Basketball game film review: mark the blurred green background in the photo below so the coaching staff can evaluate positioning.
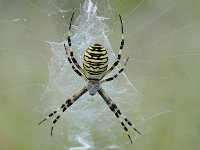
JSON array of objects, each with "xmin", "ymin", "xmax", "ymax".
[{"xmin": 0, "ymin": 0, "xmax": 200, "ymax": 149}]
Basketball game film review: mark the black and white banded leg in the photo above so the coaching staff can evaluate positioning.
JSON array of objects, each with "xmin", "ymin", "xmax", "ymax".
[
  {"xmin": 67, "ymin": 12, "xmax": 85, "ymax": 74},
  {"xmin": 101, "ymin": 57, "xmax": 129, "ymax": 84},
  {"xmin": 64, "ymin": 43, "xmax": 87, "ymax": 81},
  {"xmin": 105, "ymin": 15, "xmax": 124, "ymax": 76},
  {"xmin": 98, "ymin": 88, "xmax": 140, "ymax": 144},
  {"xmin": 39, "ymin": 87, "xmax": 88, "ymax": 136}
]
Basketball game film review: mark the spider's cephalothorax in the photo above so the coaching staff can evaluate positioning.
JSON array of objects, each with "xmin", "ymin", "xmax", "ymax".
[
  {"xmin": 39, "ymin": 12, "xmax": 140, "ymax": 144},
  {"xmin": 86, "ymin": 80, "xmax": 100, "ymax": 96}
]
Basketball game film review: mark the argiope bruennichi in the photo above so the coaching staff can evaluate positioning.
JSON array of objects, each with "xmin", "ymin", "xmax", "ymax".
[{"xmin": 39, "ymin": 13, "xmax": 140, "ymax": 144}]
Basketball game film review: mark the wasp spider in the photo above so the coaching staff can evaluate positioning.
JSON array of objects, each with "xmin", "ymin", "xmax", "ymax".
[{"xmin": 39, "ymin": 13, "xmax": 140, "ymax": 144}]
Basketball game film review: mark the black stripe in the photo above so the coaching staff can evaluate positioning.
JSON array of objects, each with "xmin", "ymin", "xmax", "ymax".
[
  {"xmin": 120, "ymin": 40, "xmax": 124, "ymax": 49},
  {"xmin": 117, "ymin": 55, "xmax": 121, "ymax": 60},
  {"xmin": 69, "ymin": 12, "xmax": 74, "ymax": 30},
  {"xmin": 85, "ymin": 61, "xmax": 106, "ymax": 66},
  {"xmin": 119, "ymin": 14, "xmax": 123, "ymax": 34},
  {"xmin": 84, "ymin": 70, "xmax": 107, "ymax": 74},
  {"xmin": 119, "ymin": 68, "xmax": 124, "ymax": 73},
  {"xmin": 88, "ymin": 48, "xmax": 105, "ymax": 52},
  {"xmin": 89, "ymin": 53, "xmax": 106, "ymax": 58},
  {"xmin": 92, "ymin": 43, "xmax": 102, "ymax": 47},
  {"xmin": 84, "ymin": 55, "xmax": 108, "ymax": 61},
  {"xmin": 85, "ymin": 71, "xmax": 101, "ymax": 75},
  {"xmin": 87, "ymin": 78, "xmax": 100, "ymax": 81},
  {"xmin": 106, "ymin": 77, "xmax": 113, "ymax": 81},
  {"xmin": 62, "ymin": 107, "xmax": 66, "ymax": 112},
  {"xmin": 83, "ymin": 65, "xmax": 107, "ymax": 72},
  {"xmin": 71, "ymin": 57, "xmax": 77, "ymax": 63},
  {"xmin": 114, "ymin": 61, "xmax": 119, "ymax": 66},
  {"xmin": 68, "ymin": 57, "xmax": 72, "ymax": 63},
  {"xmin": 86, "ymin": 52, "xmax": 107, "ymax": 58},
  {"xmin": 83, "ymin": 63, "xmax": 108, "ymax": 69},
  {"xmin": 75, "ymin": 70, "xmax": 82, "ymax": 76}
]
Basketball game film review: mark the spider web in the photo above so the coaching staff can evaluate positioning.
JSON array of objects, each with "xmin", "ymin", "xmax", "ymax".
[
  {"xmin": 0, "ymin": 0, "xmax": 200, "ymax": 150},
  {"xmin": 40, "ymin": 0, "xmax": 142, "ymax": 148}
]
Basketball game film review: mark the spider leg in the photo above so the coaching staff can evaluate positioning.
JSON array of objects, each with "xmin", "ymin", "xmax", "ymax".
[
  {"xmin": 50, "ymin": 99, "xmax": 73, "ymax": 136},
  {"xmin": 64, "ymin": 43, "xmax": 87, "ymax": 81},
  {"xmin": 38, "ymin": 104, "xmax": 65, "ymax": 125},
  {"xmin": 101, "ymin": 57, "xmax": 129, "ymax": 84},
  {"xmin": 98, "ymin": 88, "xmax": 140, "ymax": 144},
  {"xmin": 67, "ymin": 12, "xmax": 85, "ymax": 75},
  {"xmin": 105, "ymin": 15, "xmax": 124, "ymax": 76},
  {"xmin": 50, "ymin": 87, "xmax": 88, "ymax": 136},
  {"xmin": 39, "ymin": 87, "xmax": 88, "ymax": 136}
]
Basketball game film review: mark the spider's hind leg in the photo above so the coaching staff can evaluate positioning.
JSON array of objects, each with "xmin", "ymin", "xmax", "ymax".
[
  {"xmin": 39, "ymin": 87, "xmax": 88, "ymax": 136},
  {"xmin": 38, "ymin": 103, "xmax": 66, "ymax": 125},
  {"xmin": 50, "ymin": 99, "xmax": 73, "ymax": 136},
  {"xmin": 98, "ymin": 88, "xmax": 140, "ymax": 144}
]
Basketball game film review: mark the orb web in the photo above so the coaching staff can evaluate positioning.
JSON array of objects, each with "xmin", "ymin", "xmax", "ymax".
[
  {"xmin": 1, "ymin": 0, "xmax": 200, "ymax": 149},
  {"xmin": 40, "ymin": 0, "xmax": 142, "ymax": 148}
]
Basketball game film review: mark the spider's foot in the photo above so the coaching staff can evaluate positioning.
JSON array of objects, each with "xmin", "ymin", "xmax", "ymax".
[
  {"xmin": 38, "ymin": 118, "xmax": 47, "ymax": 125},
  {"xmin": 128, "ymin": 134, "xmax": 133, "ymax": 144},
  {"xmin": 134, "ymin": 127, "xmax": 141, "ymax": 135},
  {"xmin": 51, "ymin": 126, "xmax": 54, "ymax": 136}
]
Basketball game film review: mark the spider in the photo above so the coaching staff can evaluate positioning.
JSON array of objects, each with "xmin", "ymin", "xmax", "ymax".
[{"xmin": 39, "ymin": 13, "xmax": 140, "ymax": 144}]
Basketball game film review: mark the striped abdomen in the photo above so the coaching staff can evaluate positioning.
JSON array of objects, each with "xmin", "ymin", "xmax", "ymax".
[{"xmin": 83, "ymin": 44, "xmax": 108, "ymax": 80}]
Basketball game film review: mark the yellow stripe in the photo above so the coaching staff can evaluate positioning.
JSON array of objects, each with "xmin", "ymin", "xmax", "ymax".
[
  {"xmin": 99, "ymin": 54, "xmax": 108, "ymax": 59},
  {"xmin": 87, "ymin": 49, "xmax": 107, "ymax": 54},
  {"xmin": 84, "ymin": 52, "xmax": 92, "ymax": 58},
  {"xmin": 83, "ymin": 61, "xmax": 108, "ymax": 69},
  {"xmin": 84, "ymin": 56, "xmax": 108, "ymax": 63}
]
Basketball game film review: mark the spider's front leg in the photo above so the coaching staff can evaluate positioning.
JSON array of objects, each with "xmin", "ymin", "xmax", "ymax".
[
  {"xmin": 66, "ymin": 12, "xmax": 85, "ymax": 75},
  {"xmin": 64, "ymin": 43, "xmax": 87, "ymax": 81},
  {"xmin": 98, "ymin": 88, "xmax": 140, "ymax": 144},
  {"xmin": 39, "ymin": 87, "xmax": 88, "ymax": 136},
  {"xmin": 105, "ymin": 15, "xmax": 125, "ymax": 76}
]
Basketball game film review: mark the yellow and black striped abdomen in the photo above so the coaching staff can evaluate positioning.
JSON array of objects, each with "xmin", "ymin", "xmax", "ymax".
[{"xmin": 83, "ymin": 44, "xmax": 108, "ymax": 80}]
